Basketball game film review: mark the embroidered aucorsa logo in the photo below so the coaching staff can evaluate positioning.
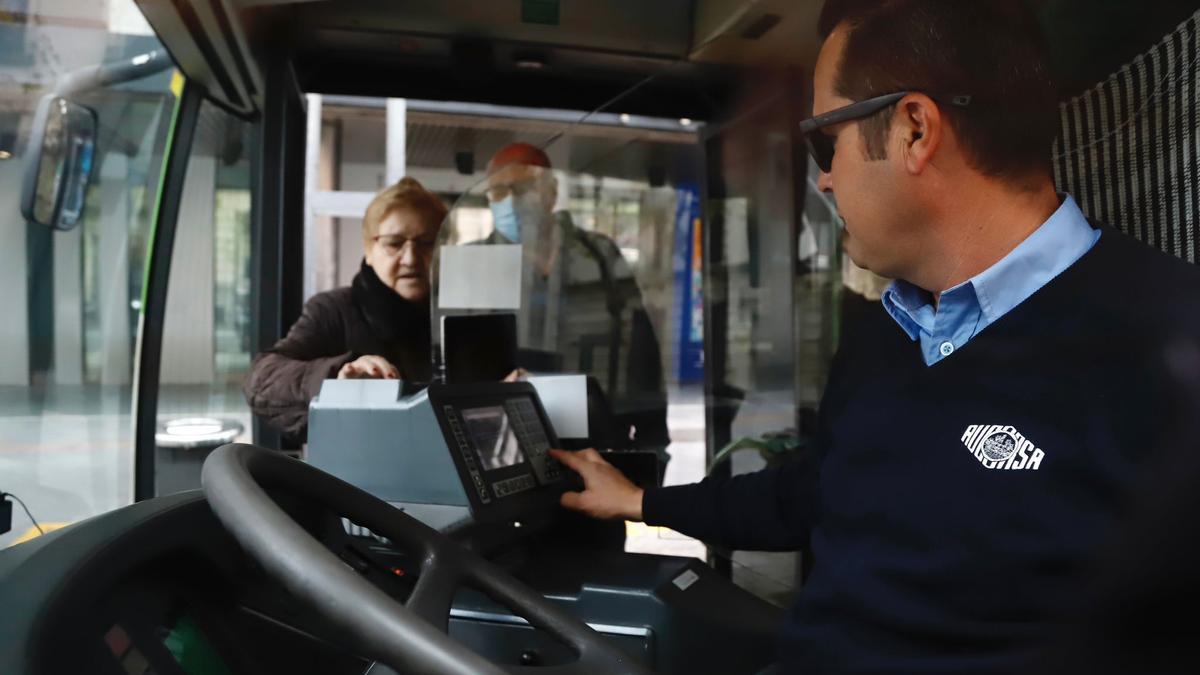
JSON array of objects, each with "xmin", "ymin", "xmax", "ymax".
[{"xmin": 960, "ymin": 425, "xmax": 1045, "ymax": 471}]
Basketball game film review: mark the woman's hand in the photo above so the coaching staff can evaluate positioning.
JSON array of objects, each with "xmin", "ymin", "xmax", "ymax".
[
  {"xmin": 503, "ymin": 367, "xmax": 530, "ymax": 383},
  {"xmin": 337, "ymin": 355, "xmax": 400, "ymax": 380}
]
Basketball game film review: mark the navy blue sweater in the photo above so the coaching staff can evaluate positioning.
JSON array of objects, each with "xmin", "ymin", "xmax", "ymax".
[{"xmin": 644, "ymin": 226, "xmax": 1200, "ymax": 673}]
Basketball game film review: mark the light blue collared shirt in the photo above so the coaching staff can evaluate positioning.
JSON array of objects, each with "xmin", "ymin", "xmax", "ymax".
[{"xmin": 881, "ymin": 195, "xmax": 1101, "ymax": 366}]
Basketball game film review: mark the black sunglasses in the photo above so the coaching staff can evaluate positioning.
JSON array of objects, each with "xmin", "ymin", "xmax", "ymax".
[{"xmin": 800, "ymin": 92, "xmax": 972, "ymax": 173}]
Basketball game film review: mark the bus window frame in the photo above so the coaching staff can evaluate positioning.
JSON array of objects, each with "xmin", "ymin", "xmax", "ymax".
[
  {"xmin": 246, "ymin": 59, "xmax": 308, "ymax": 453},
  {"xmin": 133, "ymin": 81, "xmax": 205, "ymax": 501}
]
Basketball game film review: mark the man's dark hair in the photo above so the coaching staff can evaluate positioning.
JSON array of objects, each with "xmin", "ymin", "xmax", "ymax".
[{"xmin": 818, "ymin": 0, "xmax": 1059, "ymax": 190}]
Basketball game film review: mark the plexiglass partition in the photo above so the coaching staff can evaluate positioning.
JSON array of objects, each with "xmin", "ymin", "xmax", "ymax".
[{"xmin": 431, "ymin": 163, "xmax": 674, "ymax": 456}]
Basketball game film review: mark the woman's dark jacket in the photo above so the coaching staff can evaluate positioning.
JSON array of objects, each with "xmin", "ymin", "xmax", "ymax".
[{"xmin": 243, "ymin": 261, "xmax": 431, "ymax": 442}]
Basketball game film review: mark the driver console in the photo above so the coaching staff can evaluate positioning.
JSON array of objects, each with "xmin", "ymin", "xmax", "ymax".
[{"xmin": 306, "ymin": 379, "xmax": 782, "ymax": 674}]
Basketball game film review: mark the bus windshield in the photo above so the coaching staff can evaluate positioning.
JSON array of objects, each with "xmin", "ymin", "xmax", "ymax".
[{"xmin": 0, "ymin": 1, "xmax": 180, "ymax": 547}]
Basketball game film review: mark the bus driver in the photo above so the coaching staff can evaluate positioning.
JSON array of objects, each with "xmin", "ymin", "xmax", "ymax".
[{"xmin": 550, "ymin": 1, "xmax": 1200, "ymax": 672}]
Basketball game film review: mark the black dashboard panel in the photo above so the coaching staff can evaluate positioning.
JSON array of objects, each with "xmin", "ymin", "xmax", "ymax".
[
  {"xmin": 95, "ymin": 557, "xmax": 370, "ymax": 675},
  {"xmin": 0, "ymin": 492, "xmax": 371, "ymax": 675}
]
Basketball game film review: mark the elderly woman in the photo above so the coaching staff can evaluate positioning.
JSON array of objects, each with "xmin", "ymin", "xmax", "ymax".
[{"xmin": 243, "ymin": 177, "xmax": 446, "ymax": 442}]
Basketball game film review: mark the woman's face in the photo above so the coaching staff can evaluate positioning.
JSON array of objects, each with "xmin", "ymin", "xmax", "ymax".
[{"xmin": 365, "ymin": 207, "xmax": 438, "ymax": 301}]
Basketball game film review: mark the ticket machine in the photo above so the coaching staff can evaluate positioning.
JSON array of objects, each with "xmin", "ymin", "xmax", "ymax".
[{"xmin": 307, "ymin": 380, "xmax": 567, "ymax": 530}]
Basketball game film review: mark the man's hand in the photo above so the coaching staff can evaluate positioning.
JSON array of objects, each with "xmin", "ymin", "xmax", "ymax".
[
  {"xmin": 337, "ymin": 355, "xmax": 399, "ymax": 380},
  {"xmin": 548, "ymin": 448, "xmax": 644, "ymax": 521}
]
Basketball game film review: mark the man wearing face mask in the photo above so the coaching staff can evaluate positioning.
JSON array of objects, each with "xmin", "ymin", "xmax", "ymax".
[
  {"xmin": 486, "ymin": 145, "xmax": 553, "ymax": 247},
  {"xmin": 244, "ymin": 177, "xmax": 445, "ymax": 443},
  {"xmin": 483, "ymin": 142, "xmax": 670, "ymax": 457}
]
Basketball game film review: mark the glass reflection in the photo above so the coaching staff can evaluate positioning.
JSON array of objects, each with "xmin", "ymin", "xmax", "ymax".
[{"xmin": 434, "ymin": 148, "xmax": 671, "ymax": 456}]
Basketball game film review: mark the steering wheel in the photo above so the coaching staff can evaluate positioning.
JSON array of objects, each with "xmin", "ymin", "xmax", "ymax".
[{"xmin": 202, "ymin": 443, "xmax": 653, "ymax": 675}]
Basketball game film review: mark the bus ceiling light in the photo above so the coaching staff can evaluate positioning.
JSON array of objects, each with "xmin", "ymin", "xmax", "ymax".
[
  {"xmin": 620, "ymin": 113, "xmax": 632, "ymax": 124},
  {"xmin": 0, "ymin": 150, "xmax": 11, "ymax": 160},
  {"xmin": 679, "ymin": 117, "xmax": 693, "ymax": 127}
]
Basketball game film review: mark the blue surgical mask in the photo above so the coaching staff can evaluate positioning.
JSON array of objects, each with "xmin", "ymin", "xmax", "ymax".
[{"xmin": 490, "ymin": 196, "xmax": 521, "ymax": 243}]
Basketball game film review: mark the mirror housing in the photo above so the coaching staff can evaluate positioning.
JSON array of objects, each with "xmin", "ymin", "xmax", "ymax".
[{"xmin": 20, "ymin": 95, "xmax": 99, "ymax": 232}]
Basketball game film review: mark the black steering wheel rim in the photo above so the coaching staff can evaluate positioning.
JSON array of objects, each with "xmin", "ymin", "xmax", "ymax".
[{"xmin": 201, "ymin": 443, "xmax": 652, "ymax": 675}]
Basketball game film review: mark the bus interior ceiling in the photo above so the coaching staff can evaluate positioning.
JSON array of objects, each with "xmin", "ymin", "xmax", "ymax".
[{"xmin": 142, "ymin": 0, "xmax": 1200, "ymax": 127}]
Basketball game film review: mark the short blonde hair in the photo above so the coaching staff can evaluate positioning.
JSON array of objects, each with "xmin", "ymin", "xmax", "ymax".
[{"xmin": 362, "ymin": 177, "xmax": 448, "ymax": 245}]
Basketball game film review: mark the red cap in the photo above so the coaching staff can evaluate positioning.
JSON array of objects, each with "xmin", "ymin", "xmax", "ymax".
[{"xmin": 488, "ymin": 142, "xmax": 552, "ymax": 174}]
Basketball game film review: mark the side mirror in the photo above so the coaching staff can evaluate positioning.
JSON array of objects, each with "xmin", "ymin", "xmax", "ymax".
[{"xmin": 20, "ymin": 95, "xmax": 98, "ymax": 232}]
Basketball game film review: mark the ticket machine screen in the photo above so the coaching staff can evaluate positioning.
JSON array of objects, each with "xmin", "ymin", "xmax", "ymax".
[
  {"xmin": 433, "ymin": 385, "xmax": 565, "ymax": 511},
  {"xmin": 461, "ymin": 406, "xmax": 524, "ymax": 470}
]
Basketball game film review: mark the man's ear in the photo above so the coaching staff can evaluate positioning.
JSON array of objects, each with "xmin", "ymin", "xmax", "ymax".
[{"xmin": 898, "ymin": 94, "xmax": 942, "ymax": 175}]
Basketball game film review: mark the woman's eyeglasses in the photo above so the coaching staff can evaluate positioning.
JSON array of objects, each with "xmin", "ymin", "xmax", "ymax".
[
  {"xmin": 373, "ymin": 235, "xmax": 436, "ymax": 256},
  {"xmin": 799, "ymin": 92, "xmax": 972, "ymax": 173}
]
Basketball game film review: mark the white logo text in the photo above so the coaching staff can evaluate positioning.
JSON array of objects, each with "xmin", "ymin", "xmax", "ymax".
[{"xmin": 960, "ymin": 425, "xmax": 1045, "ymax": 471}]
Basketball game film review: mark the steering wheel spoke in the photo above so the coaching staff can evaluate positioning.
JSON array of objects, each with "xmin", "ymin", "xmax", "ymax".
[{"xmin": 406, "ymin": 554, "xmax": 462, "ymax": 631}]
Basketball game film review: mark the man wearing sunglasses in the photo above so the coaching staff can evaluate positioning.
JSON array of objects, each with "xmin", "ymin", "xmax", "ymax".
[{"xmin": 552, "ymin": 0, "xmax": 1200, "ymax": 673}]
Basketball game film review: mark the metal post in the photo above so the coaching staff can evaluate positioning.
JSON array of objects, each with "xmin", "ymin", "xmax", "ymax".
[
  {"xmin": 303, "ymin": 93, "xmax": 322, "ymax": 302},
  {"xmin": 250, "ymin": 59, "xmax": 307, "ymax": 451},
  {"xmin": 386, "ymin": 98, "xmax": 407, "ymax": 186}
]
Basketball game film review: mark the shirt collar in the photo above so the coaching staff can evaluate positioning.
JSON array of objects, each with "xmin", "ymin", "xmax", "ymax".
[
  {"xmin": 881, "ymin": 194, "xmax": 1098, "ymax": 338},
  {"xmin": 969, "ymin": 194, "xmax": 1097, "ymax": 324},
  {"xmin": 882, "ymin": 280, "xmax": 932, "ymax": 340}
]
